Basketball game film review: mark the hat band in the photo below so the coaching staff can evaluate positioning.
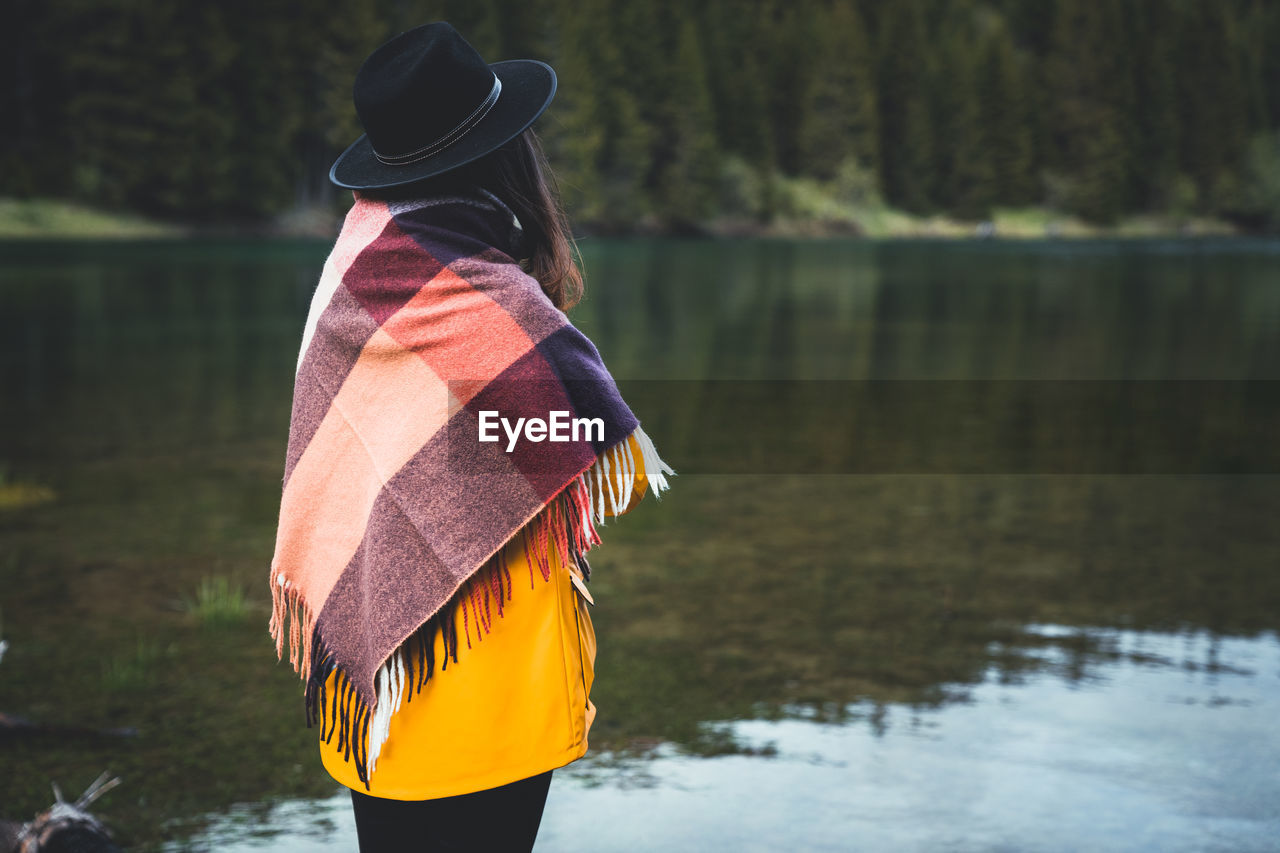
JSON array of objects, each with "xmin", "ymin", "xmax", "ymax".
[{"xmin": 373, "ymin": 75, "xmax": 503, "ymax": 167}]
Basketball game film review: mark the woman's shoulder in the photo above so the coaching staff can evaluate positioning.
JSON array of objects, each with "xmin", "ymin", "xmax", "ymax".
[{"xmin": 377, "ymin": 187, "xmax": 526, "ymax": 264}]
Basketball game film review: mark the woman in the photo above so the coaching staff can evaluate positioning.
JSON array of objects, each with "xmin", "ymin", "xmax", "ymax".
[{"xmin": 266, "ymin": 22, "xmax": 672, "ymax": 852}]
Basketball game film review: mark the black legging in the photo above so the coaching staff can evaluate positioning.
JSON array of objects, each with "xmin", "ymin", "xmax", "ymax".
[{"xmin": 349, "ymin": 770, "xmax": 554, "ymax": 852}]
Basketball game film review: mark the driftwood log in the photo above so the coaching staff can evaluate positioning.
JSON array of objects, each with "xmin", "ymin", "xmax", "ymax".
[
  {"xmin": 1, "ymin": 773, "xmax": 123, "ymax": 853},
  {"xmin": 1, "ymin": 642, "xmax": 126, "ymax": 851}
]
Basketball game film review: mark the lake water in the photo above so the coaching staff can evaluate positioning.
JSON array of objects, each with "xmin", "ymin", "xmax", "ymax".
[{"xmin": 1, "ymin": 236, "xmax": 1277, "ymax": 851}]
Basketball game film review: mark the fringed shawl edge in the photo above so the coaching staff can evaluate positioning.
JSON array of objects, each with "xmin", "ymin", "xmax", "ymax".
[{"xmin": 268, "ymin": 423, "xmax": 673, "ymax": 788}]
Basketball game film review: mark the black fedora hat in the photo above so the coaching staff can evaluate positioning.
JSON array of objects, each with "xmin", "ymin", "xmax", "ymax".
[{"xmin": 329, "ymin": 22, "xmax": 556, "ymax": 190}]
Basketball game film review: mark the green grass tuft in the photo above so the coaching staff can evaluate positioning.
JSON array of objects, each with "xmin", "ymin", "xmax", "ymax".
[{"xmin": 180, "ymin": 575, "xmax": 250, "ymax": 627}]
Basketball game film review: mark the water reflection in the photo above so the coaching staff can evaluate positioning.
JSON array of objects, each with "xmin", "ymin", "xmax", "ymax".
[
  {"xmin": 572, "ymin": 238, "xmax": 1280, "ymax": 381},
  {"xmin": 173, "ymin": 625, "xmax": 1280, "ymax": 852},
  {"xmin": 0, "ymin": 237, "xmax": 1276, "ymax": 849}
]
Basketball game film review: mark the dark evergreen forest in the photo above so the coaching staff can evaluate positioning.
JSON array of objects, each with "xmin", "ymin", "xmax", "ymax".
[{"xmin": 4, "ymin": 0, "xmax": 1278, "ymax": 231}]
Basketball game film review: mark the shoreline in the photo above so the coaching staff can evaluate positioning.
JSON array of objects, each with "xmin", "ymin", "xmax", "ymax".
[{"xmin": 0, "ymin": 196, "xmax": 1260, "ymax": 242}]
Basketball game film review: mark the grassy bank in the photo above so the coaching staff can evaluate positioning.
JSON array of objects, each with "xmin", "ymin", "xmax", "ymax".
[
  {"xmin": 704, "ymin": 204, "xmax": 1239, "ymax": 239},
  {"xmin": 0, "ymin": 194, "xmax": 1247, "ymax": 241},
  {"xmin": 698, "ymin": 165, "xmax": 1244, "ymax": 239},
  {"xmin": 0, "ymin": 198, "xmax": 185, "ymax": 239}
]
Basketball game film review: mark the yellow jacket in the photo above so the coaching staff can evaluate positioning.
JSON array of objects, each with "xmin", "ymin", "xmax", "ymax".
[{"xmin": 319, "ymin": 432, "xmax": 650, "ymax": 799}]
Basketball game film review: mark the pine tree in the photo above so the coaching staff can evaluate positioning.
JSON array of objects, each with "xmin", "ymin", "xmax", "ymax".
[
  {"xmin": 762, "ymin": 0, "xmax": 817, "ymax": 176},
  {"xmin": 652, "ymin": 15, "xmax": 720, "ymax": 228},
  {"xmin": 5, "ymin": 0, "xmax": 1277, "ymax": 228},
  {"xmin": 1042, "ymin": 0, "xmax": 1130, "ymax": 223},
  {"xmin": 797, "ymin": 0, "xmax": 879, "ymax": 182},
  {"xmin": 1176, "ymin": 0, "xmax": 1253, "ymax": 213},
  {"xmin": 300, "ymin": 0, "xmax": 389, "ymax": 210},
  {"xmin": 437, "ymin": 0, "xmax": 503, "ymax": 58},
  {"xmin": 542, "ymin": 0, "xmax": 608, "ymax": 222},
  {"xmin": 702, "ymin": 0, "xmax": 773, "ymax": 168},
  {"xmin": 1124, "ymin": 0, "xmax": 1179, "ymax": 212},
  {"xmin": 932, "ymin": 3, "xmax": 994, "ymax": 220},
  {"xmin": 1264, "ymin": 0, "xmax": 1280, "ymax": 130},
  {"xmin": 540, "ymin": 0, "xmax": 652, "ymax": 229},
  {"xmin": 592, "ymin": 0, "xmax": 654, "ymax": 227},
  {"xmin": 218, "ymin": 0, "xmax": 309, "ymax": 217},
  {"xmin": 875, "ymin": 0, "xmax": 936, "ymax": 214},
  {"xmin": 1, "ymin": 0, "xmax": 73, "ymax": 196},
  {"xmin": 700, "ymin": 0, "xmax": 775, "ymax": 220},
  {"xmin": 977, "ymin": 17, "xmax": 1035, "ymax": 206}
]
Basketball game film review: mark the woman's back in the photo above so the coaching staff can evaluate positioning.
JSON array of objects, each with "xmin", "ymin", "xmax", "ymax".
[{"xmin": 269, "ymin": 22, "xmax": 672, "ymax": 850}]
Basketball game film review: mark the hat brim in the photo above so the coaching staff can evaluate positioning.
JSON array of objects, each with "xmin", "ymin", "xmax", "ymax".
[{"xmin": 329, "ymin": 59, "xmax": 556, "ymax": 190}]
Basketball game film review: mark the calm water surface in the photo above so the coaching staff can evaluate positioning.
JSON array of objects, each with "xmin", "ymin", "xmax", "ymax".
[{"xmin": 0, "ymin": 237, "xmax": 1277, "ymax": 851}]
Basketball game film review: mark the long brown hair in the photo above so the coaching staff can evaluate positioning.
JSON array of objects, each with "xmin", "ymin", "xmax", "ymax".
[{"xmin": 359, "ymin": 128, "xmax": 584, "ymax": 311}]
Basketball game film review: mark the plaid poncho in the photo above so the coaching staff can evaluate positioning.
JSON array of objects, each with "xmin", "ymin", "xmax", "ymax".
[{"xmin": 268, "ymin": 188, "xmax": 672, "ymax": 787}]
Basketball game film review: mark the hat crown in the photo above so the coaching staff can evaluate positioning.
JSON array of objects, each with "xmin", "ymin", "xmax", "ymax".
[{"xmin": 353, "ymin": 22, "xmax": 498, "ymax": 161}]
